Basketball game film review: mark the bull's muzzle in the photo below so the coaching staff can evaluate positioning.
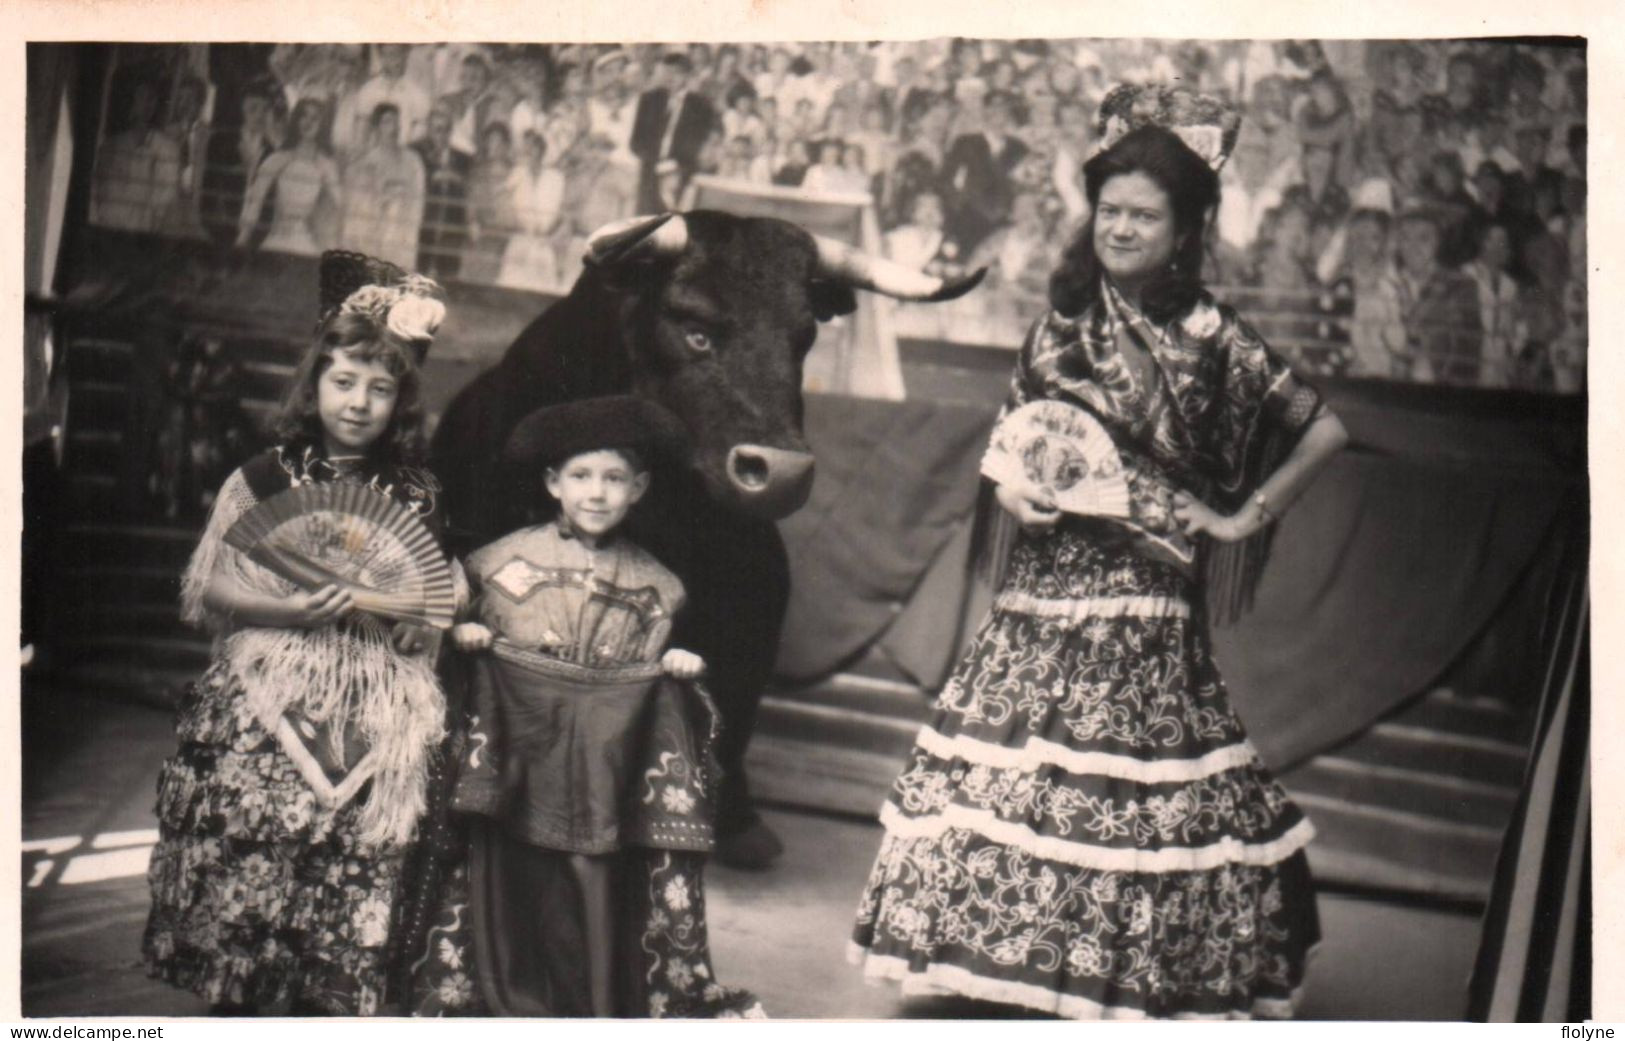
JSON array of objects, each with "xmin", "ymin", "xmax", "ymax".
[{"xmin": 726, "ymin": 444, "xmax": 816, "ymax": 518}]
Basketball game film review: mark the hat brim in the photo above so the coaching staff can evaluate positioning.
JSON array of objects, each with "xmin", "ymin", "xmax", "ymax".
[{"xmin": 503, "ymin": 396, "xmax": 691, "ymax": 470}]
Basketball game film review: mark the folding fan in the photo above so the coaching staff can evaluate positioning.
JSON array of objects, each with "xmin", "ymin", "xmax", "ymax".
[
  {"xmin": 980, "ymin": 401, "xmax": 1132, "ymax": 519},
  {"xmin": 224, "ymin": 482, "xmax": 457, "ymax": 630}
]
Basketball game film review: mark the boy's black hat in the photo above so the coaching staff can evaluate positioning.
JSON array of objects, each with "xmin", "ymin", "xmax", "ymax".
[{"xmin": 504, "ymin": 395, "xmax": 690, "ymax": 470}]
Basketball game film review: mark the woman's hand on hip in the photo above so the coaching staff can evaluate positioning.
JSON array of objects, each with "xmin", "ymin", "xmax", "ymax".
[
  {"xmin": 995, "ymin": 481, "xmax": 1061, "ymax": 533},
  {"xmin": 1172, "ymin": 492, "xmax": 1252, "ymax": 543}
]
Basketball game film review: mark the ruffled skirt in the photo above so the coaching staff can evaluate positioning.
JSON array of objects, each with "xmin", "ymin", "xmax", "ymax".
[{"xmin": 850, "ymin": 527, "xmax": 1320, "ymax": 1019}]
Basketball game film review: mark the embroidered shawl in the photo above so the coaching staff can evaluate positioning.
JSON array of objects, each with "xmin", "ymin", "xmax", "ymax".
[{"xmin": 999, "ymin": 284, "xmax": 1324, "ymax": 619}]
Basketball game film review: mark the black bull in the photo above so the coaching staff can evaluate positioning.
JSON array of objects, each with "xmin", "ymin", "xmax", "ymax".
[{"xmin": 430, "ymin": 210, "xmax": 982, "ymax": 839}]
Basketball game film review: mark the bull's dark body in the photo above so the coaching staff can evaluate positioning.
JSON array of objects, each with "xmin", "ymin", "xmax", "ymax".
[{"xmin": 431, "ymin": 212, "xmax": 838, "ymax": 831}]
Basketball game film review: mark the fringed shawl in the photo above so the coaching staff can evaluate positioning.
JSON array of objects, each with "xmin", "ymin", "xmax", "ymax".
[
  {"xmin": 982, "ymin": 283, "xmax": 1324, "ymax": 624},
  {"xmin": 180, "ymin": 447, "xmax": 452, "ymax": 850}
]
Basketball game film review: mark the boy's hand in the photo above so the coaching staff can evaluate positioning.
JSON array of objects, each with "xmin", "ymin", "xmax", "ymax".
[
  {"xmin": 661, "ymin": 648, "xmax": 706, "ymax": 680},
  {"xmin": 452, "ymin": 622, "xmax": 494, "ymax": 653}
]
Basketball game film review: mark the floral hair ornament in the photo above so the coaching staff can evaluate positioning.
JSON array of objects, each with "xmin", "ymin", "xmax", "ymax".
[
  {"xmin": 1091, "ymin": 83, "xmax": 1243, "ymax": 172},
  {"xmin": 317, "ymin": 250, "xmax": 447, "ymax": 363}
]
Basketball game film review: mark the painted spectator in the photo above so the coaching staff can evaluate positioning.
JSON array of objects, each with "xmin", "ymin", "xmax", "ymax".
[
  {"xmin": 939, "ymin": 89, "xmax": 1028, "ymax": 251},
  {"xmin": 1419, "ymin": 150, "xmax": 1482, "ymax": 266},
  {"xmin": 1422, "ymin": 50, "xmax": 1488, "ymax": 144},
  {"xmin": 1517, "ymin": 230, "xmax": 1571, "ymax": 388},
  {"xmin": 1295, "ymin": 69, "xmax": 1358, "ymax": 188},
  {"xmin": 717, "ymin": 135, "xmax": 772, "ymax": 184},
  {"xmin": 203, "ymin": 82, "xmax": 278, "ymax": 246},
  {"xmin": 1216, "ymin": 138, "xmax": 1288, "ymax": 278},
  {"xmin": 968, "ymin": 190, "xmax": 1051, "ymax": 298},
  {"xmin": 882, "ymin": 149, "xmax": 940, "ymax": 229},
  {"xmin": 340, "ymin": 102, "xmax": 427, "ymax": 269},
  {"xmin": 236, "ymin": 96, "xmax": 342, "ymax": 256},
  {"xmin": 722, "ymin": 87, "xmax": 767, "ymax": 148},
  {"xmin": 412, "ymin": 103, "xmax": 474, "ymax": 280},
  {"xmin": 1548, "ymin": 275, "xmax": 1586, "ymax": 393},
  {"xmin": 630, "ymin": 52, "xmax": 719, "ymax": 208},
  {"xmin": 949, "ymin": 41, "xmax": 988, "ymax": 106},
  {"xmin": 439, "ymin": 52, "xmax": 499, "ymax": 156},
  {"xmin": 772, "ymin": 139, "xmax": 811, "ymax": 188},
  {"xmin": 1254, "ymin": 200, "xmax": 1316, "ymax": 294},
  {"xmin": 753, "ymin": 48, "xmax": 796, "ymax": 114},
  {"xmin": 1283, "ymin": 143, "xmax": 1350, "ymax": 269},
  {"xmin": 1368, "ymin": 45, "xmax": 1427, "ymax": 175},
  {"xmin": 1232, "ymin": 76, "xmax": 1300, "ymax": 187},
  {"xmin": 585, "ymin": 60, "xmax": 639, "ymax": 164},
  {"xmin": 1463, "ymin": 221, "xmax": 1526, "ymax": 388},
  {"xmin": 850, "ymin": 102, "xmax": 895, "ymax": 183},
  {"xmin": 1506, "ymin": 125, "xmax": 1559, "ymax": 218},
  {"xmin": 1329, "ymin": 209, "xmax": 1408, "ymax": 379},
  {"xmin": 801, "ymin": 139, "xmax": 853, "ymax": 194},
  {"xmin": 884, "ymin": 189, "xmax": 950, "ymax": 273},
  {"xmin": 161, "ymin": 74, "xmax": 212, "ymax": 238},
  {"xmin": 92, "ymin": 76, "xmax": 182, "ymax": 233},
  {"xmin": 465, "ymin": 121, "xmax": 519, "ymax": 284},
  {"xmin": 498, "ymin": 128, "xmax": 567, "ymax": 292},
  {"xmin": 351, "ymin": 44, "xmax": 430, "ymax": 151},
  {"xmin": 1393, "ymin": 208, "xmax": 1482, "ymax": 383}
]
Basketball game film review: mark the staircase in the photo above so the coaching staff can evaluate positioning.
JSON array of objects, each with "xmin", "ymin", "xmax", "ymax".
[{"xmin": 40, "ymin": 328, "xmax": 296, "ymax": 704}]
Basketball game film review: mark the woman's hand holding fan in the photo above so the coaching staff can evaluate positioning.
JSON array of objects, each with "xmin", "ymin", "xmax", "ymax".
[{"xmin": 982, "ymin": 402, "xmax": 1132, "ymax": 524}]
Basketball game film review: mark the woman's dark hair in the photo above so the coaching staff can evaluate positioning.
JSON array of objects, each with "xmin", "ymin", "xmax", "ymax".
[
  {"xmin": 273, "ymin": 311, "xmax": 427, "ymax": 468},
  {"xmin": 1047, "ymin": 125, "xmax": 1219, "ymax": 322},
  {"xmin": 285, "ymin": 97, "xmax": 332, "ymax": 154},
  {"xmin": 369, "ymin": 102, "xmax": 401, "ymax": 129},
  {"xmin": 480, "ymin": 119, "xmax": 513, "ymax": 154}
]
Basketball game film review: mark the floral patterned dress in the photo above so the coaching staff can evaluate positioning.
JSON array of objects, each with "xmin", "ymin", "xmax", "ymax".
[
  {"xmin": 143, "ymin": 447, "xmax": 450, "ymax": 1014},
  {"xmin": 850, "ymin": 285, "xmax": 1325, "ymax": 1019},
  {"xmin": 400, "ymin": 523, "xmax": 763, "ymax": 1019}
]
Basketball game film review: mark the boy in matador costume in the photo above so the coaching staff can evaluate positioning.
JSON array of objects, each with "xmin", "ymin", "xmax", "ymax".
[{"xmin": 401, "ymin": 395, "xmax": 762, "ymax": 1019}]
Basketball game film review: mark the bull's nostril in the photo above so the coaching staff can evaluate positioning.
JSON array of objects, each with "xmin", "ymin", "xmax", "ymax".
[{"xmin": 731, "ymin": 452, "xmax": 770, "ymax": 490}]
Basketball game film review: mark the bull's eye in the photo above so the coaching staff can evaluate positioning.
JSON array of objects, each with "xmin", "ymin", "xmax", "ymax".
[{"xmin": 684, "ymin": 330, "xmax": 713, "ymax": 354}]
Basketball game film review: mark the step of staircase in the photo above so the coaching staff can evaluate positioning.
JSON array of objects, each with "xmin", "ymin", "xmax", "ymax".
[
  {"xmin": 58, "ymin": 525, "xmax": 199, "ymax": 571},
  {"xmin": 54, "ymin": 636, "xmax": 210, "ymax": 675},
  {"xmin": 66, "ymin": 603, "xmax": 192, "ymax": 642}
]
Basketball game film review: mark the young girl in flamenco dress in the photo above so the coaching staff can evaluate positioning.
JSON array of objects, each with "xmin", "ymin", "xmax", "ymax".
[{"xmin": 143, "ymin": 252, "xmax": 456, "ymax": 1015}]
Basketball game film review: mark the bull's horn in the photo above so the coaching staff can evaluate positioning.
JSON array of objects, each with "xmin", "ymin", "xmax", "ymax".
[
  {"xmin": 812, "ymin": 234, "xmax": 987, "ymax": 302},
  {"xmin": 584, "ymin": 213, "xmax": 690, "ymax": 266}
]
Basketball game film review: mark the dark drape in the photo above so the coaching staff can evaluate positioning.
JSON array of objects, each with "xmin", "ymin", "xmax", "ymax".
[
  {"xmin": 1468, "ymin": 522, "xmax": 1589, "ymax": 1021},
  {"xmin": 773, "ymin": 384, "xmax": 1583, "ymax": 769}
]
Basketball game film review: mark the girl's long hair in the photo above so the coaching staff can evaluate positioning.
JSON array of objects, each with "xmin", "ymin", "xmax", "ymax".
[
  {"xmin": 273, "ymin": 310, "xmax": 427, "ymax": 470},
  {"xmin": 1047, "ymin": 125, "xmax": 1221, "ymax": 323}
]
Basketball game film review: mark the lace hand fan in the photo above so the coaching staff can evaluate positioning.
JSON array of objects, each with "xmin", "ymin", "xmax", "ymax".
[
  {"xmin": 980, "ymin": 401, "xmax": 1131, "ymax": 519},
  {"xmin": 224, "ymin": 482, "xmax": 456, "ymax": 630}
]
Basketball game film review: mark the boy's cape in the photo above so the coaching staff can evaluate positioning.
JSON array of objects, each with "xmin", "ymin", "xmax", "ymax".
[{"xmin": 450, "ymin": 642, "xmax": 720, "ymax": 855}]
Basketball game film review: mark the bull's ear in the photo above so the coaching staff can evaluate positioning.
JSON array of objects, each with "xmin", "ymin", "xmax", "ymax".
[{"xmin": 809, "ymin": 280, "xmax": 858, "ymax": 321}]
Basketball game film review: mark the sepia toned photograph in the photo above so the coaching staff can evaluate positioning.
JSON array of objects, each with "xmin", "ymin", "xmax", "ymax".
[{"xmin": 18, "ymin": 25, "xmax": 1589, "ymax": 1023}]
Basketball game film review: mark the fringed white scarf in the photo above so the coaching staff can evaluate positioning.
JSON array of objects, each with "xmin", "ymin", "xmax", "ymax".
[{"xmin": 182, "ymin": 467, "xmax": 446, "ymax": 850}]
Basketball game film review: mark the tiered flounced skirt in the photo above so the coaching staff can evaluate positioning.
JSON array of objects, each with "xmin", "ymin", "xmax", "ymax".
[{"xmin": 850, "ymin": 526, "xmax": 1321, "ymax": 1019}]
